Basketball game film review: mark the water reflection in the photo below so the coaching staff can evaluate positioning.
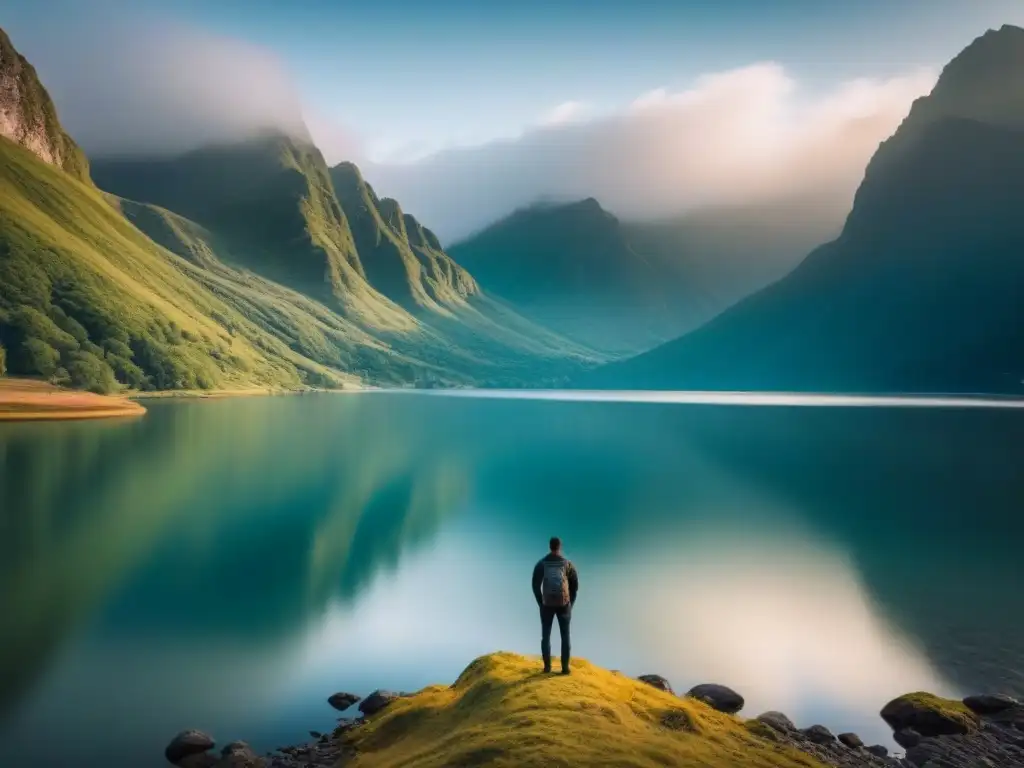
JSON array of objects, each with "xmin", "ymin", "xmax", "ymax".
[{"xmin": 1, "ymin": 393, "xmax": 1023, "ymax": 766}]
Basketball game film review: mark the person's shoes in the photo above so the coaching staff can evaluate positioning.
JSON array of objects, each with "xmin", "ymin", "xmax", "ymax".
[
  {"xmin": 543, "ymin": 666, "xmax": 552, "ymax": 674},
  {"xmin": 560, "ymin": 668, "xmax": 571, "ymax": 675}
]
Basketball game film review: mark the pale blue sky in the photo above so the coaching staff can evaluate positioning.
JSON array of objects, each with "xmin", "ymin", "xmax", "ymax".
[{"xmin": 5, "ymin": 0, "xmax": 1024, "ymax": 162}]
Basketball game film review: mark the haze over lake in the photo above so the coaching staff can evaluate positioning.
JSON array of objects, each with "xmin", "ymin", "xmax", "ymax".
[{"xmin": 2, "ymin": 392, "xmax": 1023, "ymax": 766}]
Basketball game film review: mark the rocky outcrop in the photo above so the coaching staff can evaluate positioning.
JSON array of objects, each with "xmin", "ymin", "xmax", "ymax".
[
  {"xmin": 894, "ymin": 728, "xmax": 922, "ymax": 749},
  {"xmin": 881, "ymin": 692, "xmax": 1024, "ymax": 767},
  {"xmin": 636, "ymin": 674, "xmax": 673, "ymax": 694},
  {"xmin": 327, "ymin": 692, "xmax": 361, "ymax": 711},
  {"xmin": 963, "ymin": 694, "xmax": 1020, "ymax": 715},
  {"xmin": 356, "ymin": 689, "xmax": 400, "ymax": 716},
  {"xmin": 163, "ymin": 662, "xmax": 1024, "ymax": 768},
  {"xmin": 881, "ymin": 692, "xmax": 980, "ymax": 737},
  {"xmin": 217, "ymin": 741, "xmax": 264, "ymax": 767},
  {"xmin": 801, "ymin": 724, "xmax": 836, "ymax": 745},
  {"xmin": 837, "ymin": 732, "xmax": 864, "ymax": 749},
  {"xmin": 757, "ymin": 711, "xmax": 797, "ymax": 733},
  {"xmin": 754, "ymin": 722, "xmax": 896, "ymax": 768},
  {"xmin": 0, "ymin": 27, "xmax": 89, "ymax": 180},
  {"xmin": 685, "ymin": 683, "xmax": 745, "ymax": 714},
  {"xmin": 165, "ymin": 731, "xmax": 216, "ymax": 765}
]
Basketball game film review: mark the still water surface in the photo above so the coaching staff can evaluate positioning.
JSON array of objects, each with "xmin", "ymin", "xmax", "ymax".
[{"xmin": 2, "ymin": 392, "xmax": 1023, "ymax": 767}]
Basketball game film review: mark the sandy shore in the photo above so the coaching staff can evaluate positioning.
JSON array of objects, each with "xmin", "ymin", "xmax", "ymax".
[{"xmin": 0, "ymin": 379, "xmax": 146, "ymax": 421}]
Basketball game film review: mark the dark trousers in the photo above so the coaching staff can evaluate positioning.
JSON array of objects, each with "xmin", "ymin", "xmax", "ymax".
[{"xmin": 540, "ymin": 604, "xmax": 571, "ymax": 670}]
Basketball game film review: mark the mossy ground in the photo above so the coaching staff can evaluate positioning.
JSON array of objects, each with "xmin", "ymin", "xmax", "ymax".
[
  {"xmin": 889, "ymin": 692, "xmax": 981, "ymax": 732},
  {"xmin": 340, "ymin": 652, "xmax": 826, "ymax": 768}
]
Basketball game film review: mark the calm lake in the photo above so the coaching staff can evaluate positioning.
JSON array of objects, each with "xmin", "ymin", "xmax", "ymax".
[{"xmin": 2, "ymin": 391, "xmax": 1023, "ymax": 767}]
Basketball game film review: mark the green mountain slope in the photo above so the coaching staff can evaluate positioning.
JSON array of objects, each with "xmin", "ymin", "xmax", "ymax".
[
  {"xmin": 331, "ymin": 161, "xmax": 478, "ymax": 312},
  {"xmin": 0, "ymin": 133, "xmax": 395, "ymax": 391},
  {"xmin": 590, "ymin": 25, "xmax": 1024, "ymax": 394},
  {"xmin": 0, "ymin": 26, "xmax": 595, "ymax": 391},
  {"xmin": 93, "ymin": 154, "xmax": 596, "ymax": 385},
  {"xmin": 448, "ymin": 198, "xmax": 696, "ymax": 355},
  {"xmin": 91, "ymin": 135, "xmax": 415, "ymax": 332}
]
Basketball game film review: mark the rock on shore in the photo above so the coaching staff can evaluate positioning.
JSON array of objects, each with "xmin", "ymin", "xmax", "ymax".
[
  {"xmin": 880, "ymin": 692, "xmax": 1024, "ymax": 767},
  {"xmin": 164, "ymin": 657, "xmax": 1024, "ymax": 767}
]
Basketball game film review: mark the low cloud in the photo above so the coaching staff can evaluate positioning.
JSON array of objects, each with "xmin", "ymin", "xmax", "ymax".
[
  {"xmin": 364, "ymin": 64, "xmax": 936, "ymax": 242},
  {"xmin": 537, "ymin": 100, "xmax": 591, "ymax": 127},
  {"xmin": 25, "ymin": 18, "xmax": 314, "ymax": 158},
  {"xmin": 17, "ymin": 12, "xmax": 935, "ymax": 242}
]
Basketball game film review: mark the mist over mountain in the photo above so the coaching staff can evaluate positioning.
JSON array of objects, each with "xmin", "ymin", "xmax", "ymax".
[
  {"xmin": 7, "ymin": 17, "xmax": 312, "ymax": 159},
  {"xmin": 592, "ymin": 25, "xmax": 1024, "ymax": 394},
  {"xmin": 5, "ymin": 9, "xmax": 932, "ymax": 247},
  {"xmin": 365, "ymin": 64, "xmax": 934, "ymax": 243},
  {"xmin": 449, "ymin": 199, "xmax": 690, "ymax": 354}
]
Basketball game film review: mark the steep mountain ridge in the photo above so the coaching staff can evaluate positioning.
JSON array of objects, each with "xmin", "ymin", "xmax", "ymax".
[
  {"xmin": 0, "ymin": 26, "xmax": 591, "ymax": 392},
  {"xmin": 0, "ymin": 27, "xmax": 88, "ymax": 182},
  {"xmin": 590, "ymin": 25, "xmax": 1024, "ymax": 393},
  {"xmin": 0, "ymin": 133, "xmax": 366, "ymax": 392},
  {"xmin": 330, "ymin": 161, "xmax": 478, "ymax": 313},
  {"xmin": 90, "ymin": 135, "xmax": 416, "ymax": 331}
]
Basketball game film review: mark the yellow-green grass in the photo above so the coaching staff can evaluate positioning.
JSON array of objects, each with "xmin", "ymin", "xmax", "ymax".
[{"xmin": 341, "ymin": 652, "xmax": 826, "ymax": 768}]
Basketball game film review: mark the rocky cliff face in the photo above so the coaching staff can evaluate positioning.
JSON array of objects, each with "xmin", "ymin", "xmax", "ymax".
[{"xmin": 0, "ymin": 27, "xmax": 89, "ymax": 181}]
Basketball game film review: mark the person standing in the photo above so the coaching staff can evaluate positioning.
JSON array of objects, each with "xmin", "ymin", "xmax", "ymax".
[{"xmin": 531, "ymin": 537, "xmax": 579, "ymax": 674}]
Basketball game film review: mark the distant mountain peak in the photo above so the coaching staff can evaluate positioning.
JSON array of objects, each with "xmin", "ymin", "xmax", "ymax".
[
  {"xmin": 0, "ymin": 27, "xmax": 89, "ymax": 181},
  {"xmin": 904, "ymin": 23, "xmax": 1024, "ymax": 132}
]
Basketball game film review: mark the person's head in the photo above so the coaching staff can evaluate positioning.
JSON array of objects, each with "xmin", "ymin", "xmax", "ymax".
[{"xmin": 549, "ymin": 536, "xmax": 562, "ymax": 553}]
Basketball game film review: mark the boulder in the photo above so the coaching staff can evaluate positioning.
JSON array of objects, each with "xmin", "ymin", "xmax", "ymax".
[
  {"xmin": 309, "ymin": 731, "xmax": 322, "ymax": 740},
  {"xmin": 327, "ymin": 692, "xmax": 361, "ymax": 711},
  {"xmin": 801, "ymin": 724, "xmax": 835, "ymax": 745},
  {"xmin": 893, "ymin": 728, "xmax": 922, "ymax": 749},
  {"xmin": 358, "ymin": 689, "xmax": 400, "ymax": 716},
  {"xmin": 637, "ymin": 674, "xmax": 674, "ymax": 694},
  {"xmin": 685, "ymin": 684, "xmax": 744, "ymax": 714},
  {"xmin": 837, "ymin": 732, "xmax": 864, "ymax": 749},
  {"xmin": 963, "ymin": 693, "xmax": 1020, "ymax": 715},
  {"xmin": 756, "ymin": 711, "xmax": 796, "ymax": 733},
  {"xmin": 881, "ymin": 692, "xmax": 979, "ymax": 737},
  {"xmin": 218, "ymin": 741, "xmax": 263, "ymax": 767},
  {"xmin": 866, "ymin": 744, "xmax": 888, "ymax": 758},
  {"xmin": 166, "ymin": 730, "xmax": 216, "ymax": 765}
]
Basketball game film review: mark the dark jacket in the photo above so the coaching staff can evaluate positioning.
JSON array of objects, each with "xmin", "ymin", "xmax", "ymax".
[{"xmin": 532, "ymin": 552, "xmax": 579, "ymax": 607}]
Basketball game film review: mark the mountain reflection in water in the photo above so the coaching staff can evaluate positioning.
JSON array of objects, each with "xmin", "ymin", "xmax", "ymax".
[{"xmin": 1, "ymin": 392, "xmax": 1022, "ymax": 766}]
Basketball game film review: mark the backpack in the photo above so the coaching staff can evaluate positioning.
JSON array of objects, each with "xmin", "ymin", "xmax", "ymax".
[{"xmin": 541, "ymin": 558, "xmax": 570, "ymax": 607}]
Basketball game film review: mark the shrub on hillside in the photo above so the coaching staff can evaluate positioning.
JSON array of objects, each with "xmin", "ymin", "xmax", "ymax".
[
  {"xmin": 10, "ymin": 306, "xmax": 80, "ymax": 354},
  {"xmin": 67, "ymin": 350, "xmax": 118, "ymax": 394},
  {"xmin": 19, "ymin": 338, "xmax": 60, "ymax": 377},
  {"xmin": 106, "ymin": 352, "xmax": 148, "ymax": 389},
  {"xmin": 50, "ymin": 366, "xmax": 71, "ymax": 387}
]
